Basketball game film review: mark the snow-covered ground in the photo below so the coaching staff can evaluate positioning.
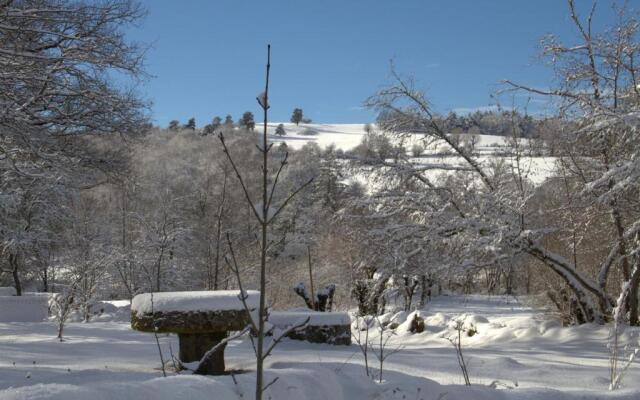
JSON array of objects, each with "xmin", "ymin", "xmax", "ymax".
[
  {"xmin": 1, "ymin": 295, "xmax": 638, "ymax": 399},
  {"xmin": 267, "ymin": 123, "xmax": 371, "ymax": 151},
  {"xmin": 268, "ymin": 123, "xmax": 557, "ymax": 185}
]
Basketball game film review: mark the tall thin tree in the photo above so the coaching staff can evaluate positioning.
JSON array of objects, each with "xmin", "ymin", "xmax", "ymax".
[{"xmin": 218, "ymin": 45, "xmax": 313, "ymax": 400}]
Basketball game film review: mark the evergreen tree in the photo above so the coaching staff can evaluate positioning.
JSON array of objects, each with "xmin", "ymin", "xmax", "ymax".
[
  {"xmin": 291, "ymin": 108, "xmax": 303, "ymax": 125},
  {"xmin": 211, "ymin": 116, "xmax": 222, "ymax": 131},
  {"xmin": 203, "ymin": 124, "xmax": 214, "ymax": 135},
  {"xmin": 239, "ymin": 111, "xmax": 255, "ymax": 130},
  {"xmin": 168, "ymin": 120, "xmax": 180, "ymax": 131},
  {"xmin": 275, "ymin": 123, "xmax": 286, "ymax": 136},
  {"xmin": 203, "ymin": 116, "xmax": 223, "ymax": 135},
  {"xmin": 184, "ymin": 117, "xmax": 196, "ymax": 130}
]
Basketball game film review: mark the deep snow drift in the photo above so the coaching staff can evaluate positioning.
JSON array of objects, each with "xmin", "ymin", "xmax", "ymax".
[{"xmin": 0, "ymin": 295, "xmax": 638, "ymax": 399}]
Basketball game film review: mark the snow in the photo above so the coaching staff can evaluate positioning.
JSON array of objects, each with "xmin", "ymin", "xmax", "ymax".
[
  {"xmin": 0, "ymin": 287, "xmax": 17, "ymax": 296},
  {"xmin": 268, "ymin": 123, "xmax": 369, "ymax": 151},
  {"xmin": 1, "ymin": 295, "xmax": 639, "ymax": 399},
  {"xmin": 269, "ymin": 311, "xmax": 351, "ymax": 327},
  {"xmin": 0, "ymin": 294, "xmax": 49, "ymax": 322},
  {"xmin": 268, "ymin": 123, "xmax": 557, "ymax": 186},
  {"xmin": 130, "ymin": 290, "xmax": 260, "ymax": 314}
]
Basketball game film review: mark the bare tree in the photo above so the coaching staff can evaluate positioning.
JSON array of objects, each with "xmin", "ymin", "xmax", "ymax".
[
  {"xmin": 218, "ymin": 45, "xmax": 313, "ymax": 400},
  {"xmin": 370, "ymin": 316, "xmax": 403, "ymax": 383},
  {"xmin": 448, "ymin": 320, "xmax": 471, "ymax": 386},
  {"xmin": 0, "ymin": 0, "xmax": 148, "ymax": 295}
]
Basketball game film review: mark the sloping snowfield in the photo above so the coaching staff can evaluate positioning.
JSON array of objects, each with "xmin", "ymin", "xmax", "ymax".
[
  {"xmin": 267, "ymin": 123, "xmax": 369, "ymax": 151},
  {"xmin": 268, "ymin": 123, "xmax": 557, "ymax": 185},
  {"xmin": 1, "ymin": 295, "xmax": 638, "ymax": 399}
]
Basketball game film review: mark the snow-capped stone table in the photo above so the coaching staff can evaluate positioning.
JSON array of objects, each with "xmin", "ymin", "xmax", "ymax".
[
  {"xmin": 131, "ymin": 290, "xmax": 259, "ymax": 375},
  {"xmin": 269, "ymin": 311, "xmax": 352, "ymax": 345}
]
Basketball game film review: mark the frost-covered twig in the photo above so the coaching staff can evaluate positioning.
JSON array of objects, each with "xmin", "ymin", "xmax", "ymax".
[
  {"xmin": 262, "ymin": 317, "xmax": 310, "ymax": 361},
  {"xmin": 370, "ymin": 316, "xmax": 403, "ymax": 383},
  {"xmin": 609, "ymin": 264, "xmax": 640, "ymax": 390},
  {"xmin": 352, "ymin": 316, "xmax": 371, "ymax": 377},
  {"xmin": 448, "ymin": 320, "xmax": 471, "ymax": 386},
  {"xmin": 224, "ymin": 233, "xmax": 258, "ymax": 333}
]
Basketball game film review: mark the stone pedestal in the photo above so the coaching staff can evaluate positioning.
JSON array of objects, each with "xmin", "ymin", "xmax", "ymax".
[
  {"xmin": 178, "ymin": 332, "xmax": 227, "ymax": 374},
  {"xmin": 130, "ymin": 291, "xmax": 259, "ymax": 376}
]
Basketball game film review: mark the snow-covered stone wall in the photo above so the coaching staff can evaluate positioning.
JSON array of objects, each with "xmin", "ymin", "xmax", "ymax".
[{"xmin": 0, "ymin": 293, "xmax": 49, "ymax": 322}]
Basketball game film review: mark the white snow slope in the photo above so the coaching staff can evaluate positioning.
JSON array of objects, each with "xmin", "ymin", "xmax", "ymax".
[
  {"xmin": 0, "ymin": 295, "xmax": 638, "ymax": 399},
  {"xmin": 268, "ymin": 123, "xmax": 557, "ymax": 185}
]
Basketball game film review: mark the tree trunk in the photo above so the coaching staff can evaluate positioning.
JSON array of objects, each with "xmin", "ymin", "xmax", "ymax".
[
  {"xmin": 418, "ymin": 275, "xmax": 427, "ymax": 308},
  {"xmin": 525, "ymin": 244, "xmax": 608, "ymax": 323},
  {"xmin": 254, "ymin": 45, "xmax": 272, "ymax": 400},
  {"xmin": 9, "ymin": 253, "xmax": 22, "ymax": 296},
  {"xmin": 213, "ymin": 173, "xmax": 227, "ymax": 290},
  {"xmin": 630, "ymin": 271, "xmax": 640, "ymax": 326}
]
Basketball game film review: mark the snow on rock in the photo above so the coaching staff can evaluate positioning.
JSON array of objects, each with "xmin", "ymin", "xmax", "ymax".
[
  {"xmin": 131, "ymin": 290, "xmax": 260, "ymax": 314},
  {"xmin": 270, "ymin": 311, "xmax": 351, "ymax": 327},
  {"xmin": 424, "ymin": 312, "xmax": 448, "ymax": 328},
  {"xmin": 394, "ymin": 311, "xmax": 424, "ymax": 334}
]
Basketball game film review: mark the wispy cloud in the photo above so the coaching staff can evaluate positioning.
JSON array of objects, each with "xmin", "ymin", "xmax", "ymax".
[{"xmin": 349, "ymin": 105, "xmax": 365, "ymax": 111}]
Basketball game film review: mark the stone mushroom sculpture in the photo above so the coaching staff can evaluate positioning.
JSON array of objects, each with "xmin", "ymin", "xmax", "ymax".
[{"xmin": 131, "ymin": 290, "xmax": 259, "ymax": 375}]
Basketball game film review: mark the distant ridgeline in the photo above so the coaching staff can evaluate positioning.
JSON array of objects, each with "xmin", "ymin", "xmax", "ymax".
[{"xmin": 377, "ymin": 108, "xmax": 560, "ymax": 139}]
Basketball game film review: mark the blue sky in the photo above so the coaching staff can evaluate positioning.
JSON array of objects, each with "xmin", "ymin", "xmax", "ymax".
[{"xmin": 127, "ymin": 1, "xmax": 621, "ymax": 127}]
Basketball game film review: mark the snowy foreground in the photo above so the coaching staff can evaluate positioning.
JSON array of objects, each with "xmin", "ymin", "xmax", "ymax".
[{"xmin": 1, "ymin": 296, "xmax": 639, "ymax": 400}]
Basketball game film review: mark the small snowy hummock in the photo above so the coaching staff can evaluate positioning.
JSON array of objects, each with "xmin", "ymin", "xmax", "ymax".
[
  {"xmin": 269, "ymin": 311, "xmax": 351, "ymax": 327},
  {"xmin": 131, "ymin": 290, "xmax": 260, "ymax": 314},
  {"xmin": 0, "ymin": 287, "xmax": 17, "ymax": 296}
]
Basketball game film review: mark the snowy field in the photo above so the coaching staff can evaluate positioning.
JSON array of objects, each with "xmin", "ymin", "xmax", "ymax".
[
  {"xmin": 268, "ymin": 123, "xmax": 557, "ymax": 185},
  {"xmin": 267, "ymin": 123, "xmax": 371, "ymax": 151},
  {"xmin": 1, "ymin": 295, "xmax": 638, "ymax": 399}
]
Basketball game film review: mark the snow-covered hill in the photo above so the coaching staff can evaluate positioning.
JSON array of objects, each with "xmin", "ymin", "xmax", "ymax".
[
  {"xmin": 268, "ymin": 123, "xmax": 557, "ymax": 186},
  {"xmin": 267, "ymin": 123, "xmax": 370, "ymax": 151}
]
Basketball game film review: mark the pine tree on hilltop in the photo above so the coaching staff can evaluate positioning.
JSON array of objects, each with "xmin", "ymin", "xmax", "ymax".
[
  {"xmin": 239, "ymin": 111, "xmax": 255, "ymax": 130},
  {"xmin": 184, "ymin": 117, "xmax": 196, "ymax": 130},
  {"xmin": 224, "ymin": 114, "xmax": 234, "ymax": 128},
  {"xmin": 291, "ymin": 108, "xmax": 303, "ymax": 125},
  {"xmin": 212, "ymin": 116, "xmax": 222, "ymax": 130}
]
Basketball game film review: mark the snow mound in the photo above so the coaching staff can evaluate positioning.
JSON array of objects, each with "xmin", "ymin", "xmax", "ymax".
[
  {"xmin": 396, "ymin": 311, "xmax": 426, "ymax": 334},
  {"xmin": 0, "ymin": 287, "xmax": 17, "ymax": 296},
  {"xmin": 424, "ymin": 312, "xmax": 448, "ymax": 328},
  {"xmin": 131, "ymin": 290, "xmax": 260, "ymax": 314}
]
